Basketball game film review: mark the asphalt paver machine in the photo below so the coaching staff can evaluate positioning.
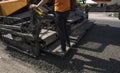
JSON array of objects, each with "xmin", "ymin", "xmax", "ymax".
[{"xmin": 0, "ymin": 0, "xmax": 93, "ymax": 58}]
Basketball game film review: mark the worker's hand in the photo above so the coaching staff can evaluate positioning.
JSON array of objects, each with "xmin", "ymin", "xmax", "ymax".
[{"xmin": 29, "ymin": 4, "xmax": 38, "ymax": 9}]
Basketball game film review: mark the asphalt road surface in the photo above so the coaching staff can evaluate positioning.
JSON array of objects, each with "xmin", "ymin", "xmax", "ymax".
[{"xmin": 0, "ymin": 12, "xmax": 120, "ymax": 73}]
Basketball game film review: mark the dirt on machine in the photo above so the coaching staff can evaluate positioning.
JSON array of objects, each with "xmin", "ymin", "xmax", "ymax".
[{"xmin": 0, "ymin": 0, "xmax": 93, "ymax": 59}]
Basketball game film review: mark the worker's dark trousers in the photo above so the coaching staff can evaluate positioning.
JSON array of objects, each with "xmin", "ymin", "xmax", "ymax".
[{"xmin": 55, "ymin": 11, "xmax": 70, "ymax": 51}]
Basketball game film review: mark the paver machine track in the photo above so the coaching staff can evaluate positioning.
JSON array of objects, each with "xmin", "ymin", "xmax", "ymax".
[{"xmin": 0, "ymin": 0, "xmax": 93, "ymax": 58}]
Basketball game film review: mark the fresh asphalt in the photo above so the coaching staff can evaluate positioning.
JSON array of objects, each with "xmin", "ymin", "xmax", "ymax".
[{"xmin": 0, "ymin": 12, "xmax": 120, "ymax": 73}]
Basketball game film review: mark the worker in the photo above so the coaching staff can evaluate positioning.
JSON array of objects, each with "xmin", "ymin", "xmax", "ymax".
[
  {"xmin": 85, "ymin": 4, "xmax": 90, "ymax": 14},
  {"xmin": 29, "ymin": 0, "xmax": 71, "ymax": 52}
]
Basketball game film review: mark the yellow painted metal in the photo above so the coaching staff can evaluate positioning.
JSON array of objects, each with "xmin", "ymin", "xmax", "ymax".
[
  {"xmin": 33, "ymin": 6, "xmax": 48, "ymax": 16},
  {"xmin": 34, "ymin": 8, "xmax": 44, "ymax": 16},
  {"xmin": 0, "ymin": 0, "xmax": 28, "ymax": 16}
]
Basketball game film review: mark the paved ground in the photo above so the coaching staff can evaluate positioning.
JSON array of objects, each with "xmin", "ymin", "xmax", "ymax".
[
  {"xmin": 0, "ymin": 12, "xmax": 120, "ymax": 73},
  {"xmin": 89, "ymin": 12, "xmax": 120, "ymax": 27}
]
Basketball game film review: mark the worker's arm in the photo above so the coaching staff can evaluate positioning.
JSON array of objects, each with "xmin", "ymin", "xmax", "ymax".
[{"xmin": 29, "ymin": 0, "xmax": 49, "ymax": 9}]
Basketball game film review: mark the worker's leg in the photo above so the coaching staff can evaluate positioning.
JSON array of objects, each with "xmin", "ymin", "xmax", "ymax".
[
  {"xmin": 55, "ymin": 12, "xmax": 68, "ymax": 51},
  {"xmin": 62, "ymin": 11, "xmax": 70, "ymax": 47}
]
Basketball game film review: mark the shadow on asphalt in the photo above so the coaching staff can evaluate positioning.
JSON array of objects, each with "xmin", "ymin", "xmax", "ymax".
[
  {"xmin": 79, "ymin": 24, "xmax": 120, "ymax": 52},
  {"xmin": 75, "ymin": 53, "xmax": 120, "ymax": 73},
  {"xmin": 5, "ymin": 24, "xmax": 120, "ymax": 73}
]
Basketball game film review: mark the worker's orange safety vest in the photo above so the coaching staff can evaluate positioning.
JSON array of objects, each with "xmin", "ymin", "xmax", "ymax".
[{"xmin": 54, "ymin": 0, "xmax": 71, "ymax": 12}]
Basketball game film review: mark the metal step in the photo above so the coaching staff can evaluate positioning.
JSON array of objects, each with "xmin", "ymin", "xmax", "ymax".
[
  {"xmin": 70, "ymin": 21, "xmax": 94, "ymax": 43},
  {"xmin": 43, "ymin": 40, "xmax": 74, "ymax": 57},
  {"xmin": 67, "ymin": 16, "xmax": 82, "ymax": 23},
  {"xmin": 39, "ymin": 29, "xmax": 57, "ymax": 45}
]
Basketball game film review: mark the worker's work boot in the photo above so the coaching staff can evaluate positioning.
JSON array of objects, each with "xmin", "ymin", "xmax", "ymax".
[
  {"xmin": 66, "ymin": 42, "xmax": 71, "ymax": 47},
  {"xmin": 62, "ymin": 48, "xmax": 66, "ymax": 52},
  {"xmin": 61, "ymin": 45, "xmax": 66, "ymax": 52}
]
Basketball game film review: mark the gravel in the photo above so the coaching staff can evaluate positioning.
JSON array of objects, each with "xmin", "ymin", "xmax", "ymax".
[{"xmin": 0, "ymin": 12, "xmax": 120, "ymax": 73}]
